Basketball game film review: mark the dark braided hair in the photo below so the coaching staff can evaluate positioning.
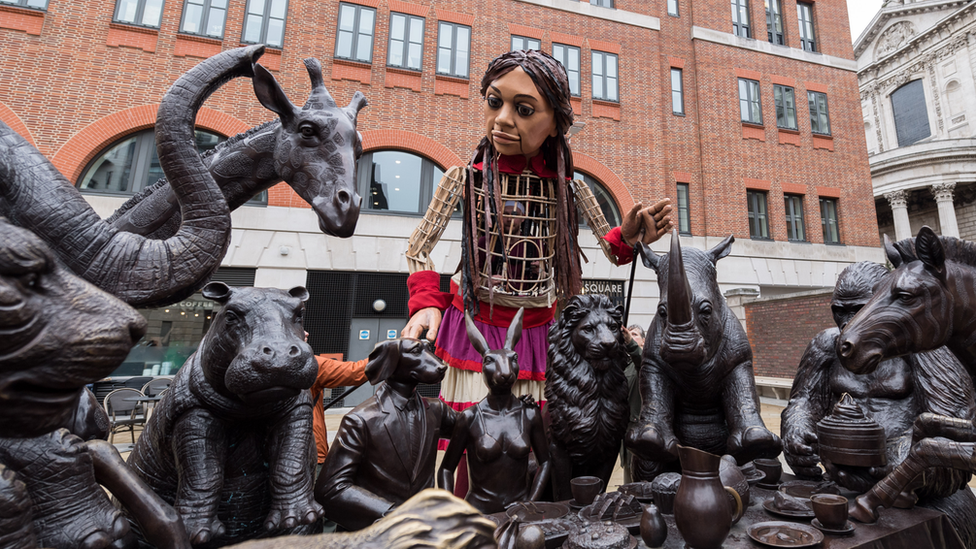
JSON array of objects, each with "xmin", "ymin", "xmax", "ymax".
[{"xmin": 461, "ymin": 50, "xmax": 582, "ymax": 315}]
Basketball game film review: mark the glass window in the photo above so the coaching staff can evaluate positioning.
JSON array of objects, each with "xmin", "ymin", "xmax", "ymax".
[
  {"xmin": 358, "ymin": 151, "xmax": 444, "ymax": 216},
  {"xmin": 387, "ymin": 12, "xmax": 424, "ymax": 71},
  {"xmin": 552, "ymin": 43, "xmax": 581, "ymax": 97},
  {"xmin": 739, "ymin": 78, "xmax": 762, "ymax": 125},
  {"xmin": 747, "ymin": 190, "xmax": 769, "ymax": 239},
  {"xmin": 575, "ymin": 172, "xmax": 622, "ymax": 228},
  {"xmin": 677, "ymin": 183, "xmax": 691, "ymax": 235},
  {"xmin": 591, "ymin": 0, "xmax": 614, "ymax": 6},
  {"xmin": 437, "ymin": 22, "xmax": 470, "ymax": 78},
  {"xmin": 180, "ymin": 0, "xmax": 227, "ymax": 38},
  {"xmin": 797, "ymin": 2, "xmax": 816, "ymax": 52},
  {"xmin": 808, "ymin": 91, "xmax": 830, "ymax": 135},
  {"xmin": 765, "ymin": 0, "xmax": 784, "ymax": 45},
  {"xmin": 511, "ymin": 35, "xmax": 541, "ymax": 51},
  {"xmin": 774, "ymin": 84, "xmax": 796, "ymax": 130},
  {"xmin": 335, "ymin": 3, "xmax": 375, "ymax": 63},
  {"xmin": 671, "ymin": 68, "xmax": 684, "ymax": 115},
  {"xmin": 732, "ymin": 0, "xmax": 750, "ymax": 38},
  {"xmin": 114, "ymin": 0, "xmax": 163, "ymax": 27},
  {"xmin": 784, "ymin": 194, "xmax": 805, "ymax": 241},
  {"xmin": 241, "ymin": 0, "xmax": 288, "ymax": 48},
  {"xmin": 668, "ymin": 0, "xmax": 679, "ymax": 16},
  {"xmin": 0, "ymin": 0, "xmax": 48, "ymax": 8},
  {"xmin": 77, "ymin": 129, "xmax": 270, "ymax": 204},
  {"xmin": 892, "ymin": 80, "xmax": 930, "ymax": 147},
  {"xmin": 592, "ymin": 51, "xmax": 619, "ymax": 103},
  {"xmin": 820, "ymin": 198, "xmax": 839, "ymax": 244}
]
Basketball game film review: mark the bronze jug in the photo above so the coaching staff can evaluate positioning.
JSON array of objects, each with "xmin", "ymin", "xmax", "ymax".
[{"xmin": 674, "ymin": 445, "xmax": 743, "ymax": 549}]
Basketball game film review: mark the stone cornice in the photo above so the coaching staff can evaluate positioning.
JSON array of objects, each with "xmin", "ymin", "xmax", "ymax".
[
  {"xmin": 854, "ymin": 0, "xmax": 971, "ymax": 58},
  {"xmin": 511, "ymin": 0, "xmax": 659, "ymax": 30},
  {"xmin": 858, "ymin": 27, "xmax": 972, "ymax": 101},
  {"xmin": 691, "ymin": 27, "xmax": 857, "ymax": 71}
]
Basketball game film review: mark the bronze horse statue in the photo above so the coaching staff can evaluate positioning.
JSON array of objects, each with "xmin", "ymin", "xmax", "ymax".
[{"xmin": 107, "ymin": 49, "xmax": 366, "ymax": 241}]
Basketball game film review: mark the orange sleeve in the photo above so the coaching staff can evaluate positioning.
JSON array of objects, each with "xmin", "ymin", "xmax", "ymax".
[{"xmin": 311, "ymin": 355, "xmax": 370, "ymax": 463}]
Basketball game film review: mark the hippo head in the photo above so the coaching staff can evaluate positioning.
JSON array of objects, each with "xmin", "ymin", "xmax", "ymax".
[{"xmin": 201, "ymin": 282, "xmax": 316, "ymax": 406}]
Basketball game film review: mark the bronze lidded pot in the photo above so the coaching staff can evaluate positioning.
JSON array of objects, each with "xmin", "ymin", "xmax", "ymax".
[
  {"xmin": 674, "ymin": 445, "xmax": 743, "ymax": 549},
  {"xmin": 817, "ymin": 393, "xmax": 886, "ymax": 467}
]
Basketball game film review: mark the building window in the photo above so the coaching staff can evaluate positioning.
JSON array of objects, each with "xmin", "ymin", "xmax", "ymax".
[
  {"xmin": 732, "ymin": 0, "xmax": 750, "ymax": 38},
  {"xmin": 677, "ymin": 183, "xmax": 691, "ymax": 235},
  {"xmin": 592, "ymin": 51, "xmax": 619, "ymax": 103},
  {"xmin": 820, "ymin": 198, "xmax": 839, "ymax": 244},
  {"xmin": 437, "ymin": 22, "xmax": 470, "ymax": 78},
  {"xmin": 797, "ymin": 2, "xmax": 816, "ymax": 52},
  {"xmin": 739, "ymin": 78, "xmax": 762, "ymax": 125},
  {"xmin": 241, "ymin": 0, "xmax": 287, "ymax": 49},
  {"xmin": 114, "ymin": 0, "xmax": 163, "ymax": 27},
  {"xmin": 784, "ymin": 194, "xmax": 805, "ymax": 241},
  {"xmin": 766, "ymin": 0, "xmax": 784, "ymax": 45},
  {"xmin": 668, "ymin": 0, "xmax": 679, "ymax": 16},
  {"xmin": 1, "ymin": 0, "xmax": 46, "ymax": 8},
  {"xmin": 77, "ymin": 129, "xmax": 268, "ymax": 205},
  {"xmin": 335, "ymin": 3, "xmax": 375, "ymax": 63},
  {"xmin": 671, "ymin": 68, "xmax": 684, "ymax": 115},
  {"xmin": 388, "ymin": 13, "xmax": 424, "ymax": 71},
  {"xmin": 358, "ymin": 150, "xmax": 444, "ymax": 215},
  {"xmin": 552, "ymin": 44, "xmax": 581, "ymax": 97},
  {"xmin": 180, "ymin": 0, "xmax": 227, "ymax": 38},
  {"xmin": 747, "ymin": 190, "xmax": 769, "ymax": 239},
  {"xmin": 808, "ymin": 91, "xmax": 830, "ymax": 135},
  {"xmin": 591, "ymin": 0, "xmax": 614, "ymax": 6},
  {"xmin": 575, "ymin": 172, "xmax": 622, "ymax": 228},
  {"xmin": 774, "ymin": 84, "xmax": 796, "ymax": 130},
  {"xmin": 891, "ymin": 80, "xmax": 930, "ymax": 147},
  {"xmin": 511, "ymin": 35, "xmax": 540, "ymax": 51}
]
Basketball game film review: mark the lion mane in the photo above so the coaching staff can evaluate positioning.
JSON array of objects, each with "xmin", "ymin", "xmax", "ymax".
[{"xmin": 545, "ymin": 294, "xmax": 630, "ymax": 465}]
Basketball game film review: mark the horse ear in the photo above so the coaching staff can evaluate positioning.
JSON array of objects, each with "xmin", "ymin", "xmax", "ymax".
[
  {"xmin": 708, "ymin": 234, "xmax": 735, "ymax": 264},
  {"xmin": 883, "ymin": 234, "xmax": 902, "ymax": 268},
  {"xmin": 366, "ymin": 340, "xmax": 401, "ymax": 385},
  {"xmin": 916, "ymin": 226, "xmax": 947, "ymax": 278},
  {"xmin": 464, "ymin": 310, "xmax": 490, "ymax": 356},
  {"xmin": 638, "ymin": 242, "xmax": 661, "ymax": 272},
  {"xmin": 505, "ymin": 308, "xmax": 525, "ymax": 350},
  {"xmin": 252, "ymin": 63, "xmax": 298, "ymax": 126}
]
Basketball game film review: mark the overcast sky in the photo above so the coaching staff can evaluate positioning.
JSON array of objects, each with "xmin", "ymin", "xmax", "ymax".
[{"xmin": 848, "ymin": 0, "xmax": 885, "ymax": 42}]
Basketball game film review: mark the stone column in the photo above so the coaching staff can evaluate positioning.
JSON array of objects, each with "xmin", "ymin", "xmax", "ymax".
[
  {"xmin": 885, "ymin": 190, "xmax": 912, "ymax": 240},
  {"xmin": 932, "ymin": 182, "xmax": 959, "ymax": 238}
]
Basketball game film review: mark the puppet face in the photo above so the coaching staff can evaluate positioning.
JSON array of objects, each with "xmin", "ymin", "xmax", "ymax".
[{"xmin": 483, "ymin": 67, "xmax": 557, "ymax": 159}]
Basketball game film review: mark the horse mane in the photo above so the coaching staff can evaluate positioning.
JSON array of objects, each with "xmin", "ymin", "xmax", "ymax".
[{"xmin": 892, "ymin": 235, "xmax": 976, "ymax": 267}]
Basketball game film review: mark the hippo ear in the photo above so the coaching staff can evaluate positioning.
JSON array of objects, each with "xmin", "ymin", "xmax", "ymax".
[
  {"xmin": 202, "ymin": 282, "xmax": 232, "ymax": 303},
  {"xmin": 883, "ymin": 234, "xmax": 902, "ymax": 268},
  {"xmin": 252, "ymin": 63, "xmax": 299, "ymax": 127},
  {"xmin": 288, "ymin": 286, "xmax": 310, "ymax": 302},
  {"xmin": 915, "ymin": 226, "xmax": 947, "ymax": 279},
  {"xmin": 638, "ymin": 242, "xmax": 661, "ymax": 273},
  {"xmin": 708, "ymin": 234, "xmax": 735, "ymax": 264},
  {"xmin": 365, "ymin": 340, "xmax": 401, "ymax": 385}
]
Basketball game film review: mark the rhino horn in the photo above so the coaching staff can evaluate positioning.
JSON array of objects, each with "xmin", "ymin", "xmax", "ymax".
[{"xmin": 667, "ymin": 230, "xmax": 694, "ymax": 326}]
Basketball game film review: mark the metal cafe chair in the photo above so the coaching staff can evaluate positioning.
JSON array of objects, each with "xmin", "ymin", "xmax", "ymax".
[
  {"xmin": 141, "ymin": 376, "xmax": 174, "ymax": 396},
  {"xmin": 103, "ymin": 388, "xmax": 147, "ymax": 444}
]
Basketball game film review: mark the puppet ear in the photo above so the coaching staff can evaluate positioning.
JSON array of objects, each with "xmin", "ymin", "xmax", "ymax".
[{"xmin": 366, "ymin": 340, "xmax": 401, "ymax": 385}]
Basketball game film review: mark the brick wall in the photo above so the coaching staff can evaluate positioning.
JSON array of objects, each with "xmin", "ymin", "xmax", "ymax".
[{"xmin": 744, "ymin": 289, "xmax": 834, "ymax": 378}]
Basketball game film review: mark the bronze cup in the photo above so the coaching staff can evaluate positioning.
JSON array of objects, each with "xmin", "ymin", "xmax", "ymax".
[
  {"xmin": 570, "ymin": 476, "xmax": 604, "ymax": 505},
  {"xmin": 753, "ymin": 458, "xmax": 783, "ymax": 485},
  {"xmin": 811, "ymin": 493, "xmax": 849, "ymax": 530}
]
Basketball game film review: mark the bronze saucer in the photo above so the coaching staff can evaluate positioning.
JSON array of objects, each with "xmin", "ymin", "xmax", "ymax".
[
  {"xmin": 811, "ymin": 518, "xmax": 856, "ymax": 535},
  {"xmin": 506, "ymin": 502, "xmax": 570, "ymax": 522},
  {"xmin": 762, "ymin": 499, "xmax": 815, "ymax": 519},
  {"xmin": 748, "ymin": 521, "xmax": 825, "ymax": 547}
]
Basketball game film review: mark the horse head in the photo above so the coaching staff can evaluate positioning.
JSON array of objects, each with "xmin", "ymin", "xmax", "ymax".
[
  {"xmin": 837, "ymin": 227, "xmax": 954, "ymax": 374},
  {"xmin": 252, "ymin": 58, "xmax": 366, "ymax": 237}
]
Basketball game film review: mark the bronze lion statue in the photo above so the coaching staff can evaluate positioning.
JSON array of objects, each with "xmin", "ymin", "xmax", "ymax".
[{"xmin": 544, "ymin": 294, "xmax": 630, "ymax": 501}]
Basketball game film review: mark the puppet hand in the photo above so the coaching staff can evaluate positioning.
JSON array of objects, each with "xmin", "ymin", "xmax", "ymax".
[
  {"xmin": 620, "ymin": 202, "xmax": 644, "ymax": 246},
  {"xmin": 639, "ymin": 198, "xmax": 673, "ymax": 245},
  {"xmin": 402, "ymin": 307, "xmax": 443, "ymax": 342}
]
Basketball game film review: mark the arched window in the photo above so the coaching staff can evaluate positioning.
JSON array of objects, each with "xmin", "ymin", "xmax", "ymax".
[
  {"xmin": 890, "ymin": 80, "xmax": 930, "ymax": 147},
  {"xmin": 356, "ymin": 150, "xmax": 445, "ymax": 215},
  {"xmin": 78, "ymin": 128, "xmax": 266, "ymax": 204},
  {"xmin": 574, "ymin": 171, "xmax": 622, "ymax": 228}
]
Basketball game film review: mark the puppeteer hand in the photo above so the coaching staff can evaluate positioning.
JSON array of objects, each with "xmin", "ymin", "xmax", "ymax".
[
  {"xmin": 621, "ymin": 198, "xmax": 673, "ymax": 246},
  {"xmin": 401, "ymin": 307, "xmax": 443, "ymax": 342}
]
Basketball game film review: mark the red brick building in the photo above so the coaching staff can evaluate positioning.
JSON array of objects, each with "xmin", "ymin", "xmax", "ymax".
[{"xmin": 0, "ymin": 0, "xmax": 880, "ymax": 379}]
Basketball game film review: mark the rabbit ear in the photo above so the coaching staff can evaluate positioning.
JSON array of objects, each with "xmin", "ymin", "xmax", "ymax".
[
  {"xmin": 505, "ymin": 308, "xmax": 524, "ymax": 350},
  {"xmin": 465, "ymin": 310, "xmax": 490, "ymax": 356}
]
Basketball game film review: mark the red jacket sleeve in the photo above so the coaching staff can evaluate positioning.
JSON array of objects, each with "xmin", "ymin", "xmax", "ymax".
[
  {"xmin": 603, "ymin": 226, "xmax": 635, "ymax": 265},
  {"xmin": 407, "ymin": 271, "xmax": 455, "ymax": 317}
]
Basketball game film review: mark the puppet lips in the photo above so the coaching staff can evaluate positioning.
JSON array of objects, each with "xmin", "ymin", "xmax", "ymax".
[{"xmin": 492, "ymin": 131, "xmax": 519, "ymax": 144}]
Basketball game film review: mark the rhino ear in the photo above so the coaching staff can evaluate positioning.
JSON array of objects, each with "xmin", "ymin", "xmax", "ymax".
[
  {"xmin": 288, "ymin": 286, "xmax": 310, "ymax": 302},
  {"xmin": 638, "ymin": 242, "xmax": 661, "ymax": 273},
  {"xmin": 252, "ymin": 63, "xmax": 298, "ymax": 126},
  {"xmin": 708, "ymin": 235, "xmax": 735, "ymax": 264},
  {"xmin": 202, "ymin": 282, "xmax": 232, "ymax": 303},
  {"xmin": 883, "ymin": 234, "xmax": 902, "ymax": 268},
  {"xmin": 916, "ymin": 226, "xmax": 946, "ymax": 279}
]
